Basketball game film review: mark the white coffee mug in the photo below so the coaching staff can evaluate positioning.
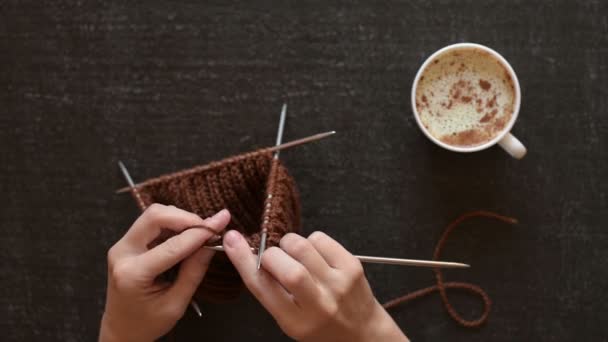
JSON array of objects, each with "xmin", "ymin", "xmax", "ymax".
[{"xmin": 411, "ymin": 43, "xmax": 527, "ymax": 159}]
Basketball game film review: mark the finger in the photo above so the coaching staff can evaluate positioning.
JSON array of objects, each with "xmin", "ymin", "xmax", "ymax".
[
  {"xmin": 194, "ymin": 208, "xmax": 233, "ymax": 236},
  {"xmin": 136, "ymin": 209, "xmax": 231, "ymax": 277},
  {"xmin": 123, "ymin": 204, "xmax": 207, "ymax": 250},
  {"xmin": 308, "ymin": 231, "xmax": 354, "ymax": 269},
  {"xmin": 279, "ymin": 233, "xmax": 332, "ymax": 281},
  {"xmin": 167, "ymin": 247, "xmax": 215, "ymax": 309},
  {"xmin": 261, "ymin": 246, "xmax": 321, "ymax": 304},
  {"xmin": 223, "ymin": 230, "xmax": 297, "ymax": 316}
]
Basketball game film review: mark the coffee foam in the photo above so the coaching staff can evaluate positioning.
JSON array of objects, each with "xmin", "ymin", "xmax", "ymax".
[{"xmin": 415, "ymin": 48, "xmax": 516, "ymax": 147}]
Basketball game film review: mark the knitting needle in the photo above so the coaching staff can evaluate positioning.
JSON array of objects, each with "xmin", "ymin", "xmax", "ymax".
[
  {"xmin": 203, "ymin": 245, "xmax": 469, "ymax": 269},
  {"xmin": 117, "ymin": 161, "xmax": 204, "ymax": 318},
  {"xmin": 274, "ymin": 103, "xmax": 287, "ymax": 159},
  {"xmin": 114, "ymin": 131, "xmax": 335, "ymax": 194},
  {"xmin": 257, "ymin": 103, "xmax": 287, "ymax": 270},
  {"xmin": 267, "ymin": 130, "xmax": 335, "ymax": 153}
]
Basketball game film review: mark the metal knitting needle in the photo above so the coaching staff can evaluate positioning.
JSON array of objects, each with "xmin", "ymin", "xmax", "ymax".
[
  {"xmin": 203, "ymin": 245, "xmax": 469, "ymax": 269},
  {"xmin": 274, "ymin": 103, "xmax": 287, "ymax": 159},
  {"xmin": 114, "ymin": 131, "xmax": 336, "ymax": 194},
  {"xmin": 267, "ymin": 130, "xmax": 335, "ymax": 154},
  {"xmin": 257, "ymin": 103, "xmax": 287, "ymax": 270},
  {"xmin": 117, "ymin": 161, "xmax": 203, "ymax": 318}
]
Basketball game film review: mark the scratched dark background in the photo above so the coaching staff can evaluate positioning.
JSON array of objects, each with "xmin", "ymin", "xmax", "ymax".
[{"xmin": 1, "ymin": 0, "xmax": 607, "ymax": 341}]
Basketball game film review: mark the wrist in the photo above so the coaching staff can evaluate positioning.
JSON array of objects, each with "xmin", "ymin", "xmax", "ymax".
[
  {"xmin": 99, "ymin": 314, "xmax": 121, "ymax": 342},
  {"xmin": 358, "ymin": 302, "xmax": 408, "ymax": 342},
  {"xmin": 99, "ymin": 313, "xmax": 149, "ymax": 342}
]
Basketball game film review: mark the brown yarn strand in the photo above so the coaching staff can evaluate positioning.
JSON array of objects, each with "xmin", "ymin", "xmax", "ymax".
[
  {"xmin": 383, "ymin": 211, "xmax": 518, "ymax": 328},
  {"xmin": 127, "ymin": 150, "xmax": 301, "ymax": 301}
]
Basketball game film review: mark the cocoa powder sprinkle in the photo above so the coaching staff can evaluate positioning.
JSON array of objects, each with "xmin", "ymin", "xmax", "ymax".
[{"xmin": 479, "ymin": 79, "xmax": 491, "ymax": 90}]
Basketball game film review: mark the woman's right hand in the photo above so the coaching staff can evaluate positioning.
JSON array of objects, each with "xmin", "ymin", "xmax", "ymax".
[{"xmin": 223, "ymin": 230, "xmax": 408, "ymax": 342}]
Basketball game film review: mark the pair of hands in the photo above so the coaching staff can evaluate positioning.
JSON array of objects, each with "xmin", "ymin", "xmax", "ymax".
[{"xmin": 100, "ymin": 204, "xmax": 408, "ymax": 341}]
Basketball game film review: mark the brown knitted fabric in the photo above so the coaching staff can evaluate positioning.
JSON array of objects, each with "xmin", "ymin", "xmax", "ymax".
[
  {"xmin": 128, "ymin": 149, "xmax": 301, "ymax": 301},
  {"xmin": 383, "ymin": 211, "xmax": 517, "ymax": 328}
]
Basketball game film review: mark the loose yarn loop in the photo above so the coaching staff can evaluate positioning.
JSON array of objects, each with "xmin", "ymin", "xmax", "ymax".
[
  {"xmin": 383, "ymin": 211, "xmax": 518, "ymax": 328},
  {"xmin": 128, "ymin": 150, "xmax": 301, "ymax": 301}
]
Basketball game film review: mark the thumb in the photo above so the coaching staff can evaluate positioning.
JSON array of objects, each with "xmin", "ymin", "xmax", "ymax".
[
  {"xmin": 223, "ymin": 230, "xmax": 297, "ymax": 319},
  {"xmin": 223, "ymin": 230, "xmax": 258, "ymax": 285}
]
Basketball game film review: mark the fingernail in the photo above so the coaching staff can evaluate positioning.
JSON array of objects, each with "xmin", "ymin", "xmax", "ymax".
[{"xmin": 224, "ymin": 230, "xmax": 241, "ymax": 248}]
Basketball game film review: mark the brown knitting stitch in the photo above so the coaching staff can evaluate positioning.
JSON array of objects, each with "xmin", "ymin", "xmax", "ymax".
[
  {"xmin": 383, "ymin": 211, "xmax": 517, "ymax": 328},
  {"xmin": 128, "ymin": 149, "xmax": 301, "ymax": 301}
]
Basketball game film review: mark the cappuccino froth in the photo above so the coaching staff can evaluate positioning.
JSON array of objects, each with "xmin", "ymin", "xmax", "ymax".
[{"xmin": 415, "ymin": 48, "xmax": 516, "ymax": 147}]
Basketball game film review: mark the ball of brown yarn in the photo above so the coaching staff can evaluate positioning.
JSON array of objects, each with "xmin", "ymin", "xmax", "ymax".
[{"xmin": 128, "ymin": 149, "xmax": 301, "ymax": 301}]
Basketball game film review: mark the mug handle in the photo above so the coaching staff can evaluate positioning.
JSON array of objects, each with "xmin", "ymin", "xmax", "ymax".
[{"xmin": 498, "ymin": 132, "xmax": 527, "ymax": 159}]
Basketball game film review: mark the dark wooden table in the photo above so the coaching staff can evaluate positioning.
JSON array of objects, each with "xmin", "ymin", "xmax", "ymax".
[{"xmin": 2, "ymin": 1, "xmax": 607, "ymax": 340}]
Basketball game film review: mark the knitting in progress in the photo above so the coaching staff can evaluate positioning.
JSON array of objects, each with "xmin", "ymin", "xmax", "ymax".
[
  {"xmin": 123, "ymin": 146, "xmax": 515, "ymax": 327},
  {"xmin": 127, "ymin": 149, "xmax": 301, "ymax": 301}
]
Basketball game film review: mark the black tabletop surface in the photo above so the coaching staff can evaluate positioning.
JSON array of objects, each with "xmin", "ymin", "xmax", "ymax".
[{"xmin": 2, "ymin": 1, "xmax": 607, "ymax": 341}]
